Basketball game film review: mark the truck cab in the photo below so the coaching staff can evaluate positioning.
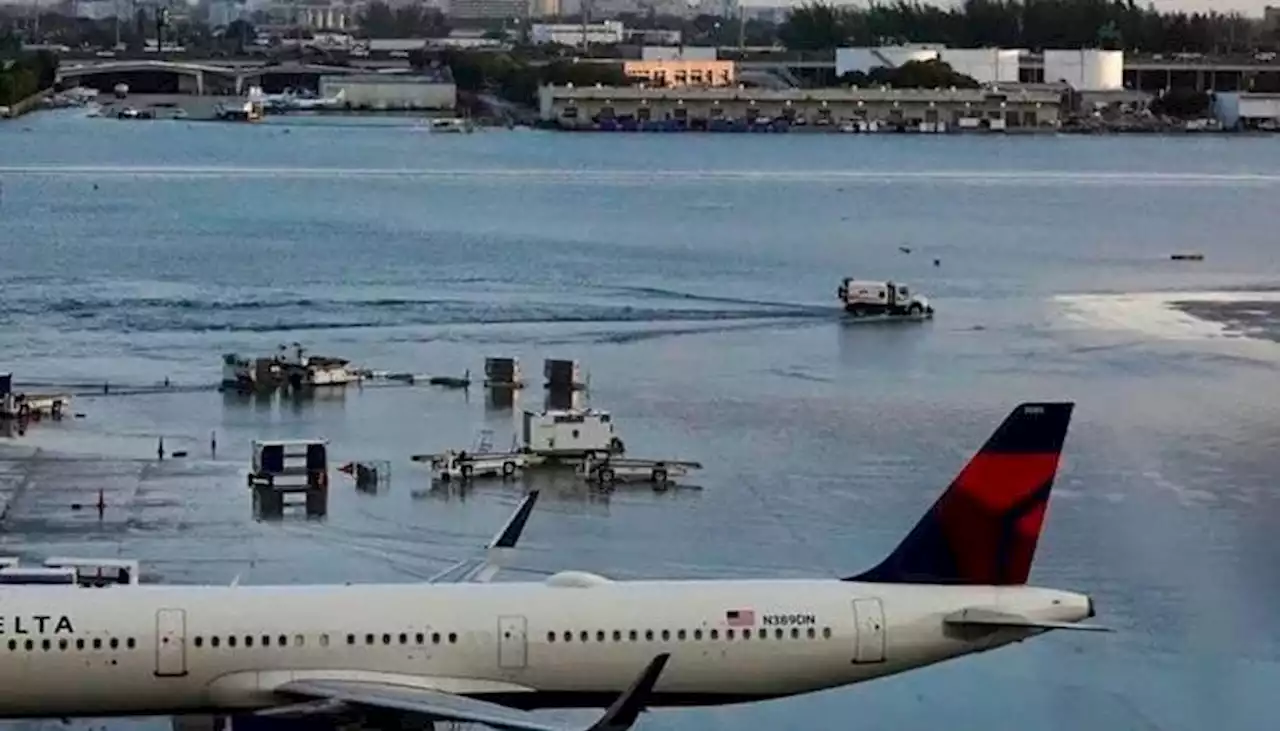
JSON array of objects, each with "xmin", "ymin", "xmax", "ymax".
[{"xmin": 837, "ymin": 278, "xmax": 933, "ymax": 318}]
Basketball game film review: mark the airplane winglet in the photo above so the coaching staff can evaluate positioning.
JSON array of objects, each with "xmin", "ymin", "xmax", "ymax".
[
  {"xmin": 490, "ymin": 490, "xmax": 540, "ymax": 550},
  {"xmin": 427, "ymin": 491, "xmax": 540, "ymax": 584},
  {"xmin": 585, "ymin": 654, "xmax": 670, "ymax": 731}
]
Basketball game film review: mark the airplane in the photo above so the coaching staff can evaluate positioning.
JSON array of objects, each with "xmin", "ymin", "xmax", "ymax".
[
  {"xmin": 256, "ymin": 88, "xmax": 347, "ymax": 113},
  {"xmin": 0, "ymin": 402, "xmax": 1108, "ymax": 731}
]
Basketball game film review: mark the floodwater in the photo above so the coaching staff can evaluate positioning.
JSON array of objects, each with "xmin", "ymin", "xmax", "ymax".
[{"xmin": 2, "ymin": 108, "xmax": 1280, "ymax": 731}]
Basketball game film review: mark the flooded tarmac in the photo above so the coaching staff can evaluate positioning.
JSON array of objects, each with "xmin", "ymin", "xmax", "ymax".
[{"xmin": 3, "ymin": 114, "xmax": 1280, "ymax": 731}]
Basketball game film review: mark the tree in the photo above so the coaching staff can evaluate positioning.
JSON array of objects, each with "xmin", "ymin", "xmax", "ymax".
[{"xmin": 225, "ymin": 19, "xmax": 255, "ymax": 54}]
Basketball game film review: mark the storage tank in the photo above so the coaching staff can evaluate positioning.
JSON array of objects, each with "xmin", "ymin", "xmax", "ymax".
[
  {"xmin": 1043, "ymin": 49, "xmax": 1123, "ymax": 91},
  {"xmin": 836, "ymin": 46, "xmax": 941, "ymax": 77},
  {"xmin": 936, "ymin": 48, "xmax": 1021, "ymax": 84}
]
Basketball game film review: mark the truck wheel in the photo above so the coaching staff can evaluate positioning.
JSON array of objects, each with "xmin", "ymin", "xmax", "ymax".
[
  {"xmin": 460, "ymin": 464, "xmax": 474, "ymax": 481},
  {"xmin": 651, "ymin": 468, "xmax": 668, "ymax": 484},
  {"xmin": 909, "ymin": 303, "xmax": 923, "ymax": 315},
  {"xmin": 599, "ymin": 467, "xmax": 615, "ymax": 484},
  {"xmin": 502, "ymin": 461, "xmax": 517, "ymax": 477}
]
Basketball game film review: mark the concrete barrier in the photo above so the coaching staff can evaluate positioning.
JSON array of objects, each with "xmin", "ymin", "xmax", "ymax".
[{"xmin": 0, "ymin": 88, "xmax": 54, "ymax": 119}]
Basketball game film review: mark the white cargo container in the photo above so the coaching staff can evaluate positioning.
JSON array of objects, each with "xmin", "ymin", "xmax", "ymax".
[
  {"xmin": 521, "ymin": 408, "xmax": 624, "ymax": 458},
  {"xmin": 837, "ymin": 279, "xmax": 934, "ymax": 318}
]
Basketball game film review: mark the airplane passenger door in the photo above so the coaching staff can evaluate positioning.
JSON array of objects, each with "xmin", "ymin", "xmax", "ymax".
[
  {"xmin": 497, "ymin": 615, "xmax": 527, "ymax": 670},
  {"xmin": 154, "ymin": 608, "xmax": 188, "ymax": 677},
  {"xmin": 851, "ymin": 598, "xmax": 886, "ymax": 664}
]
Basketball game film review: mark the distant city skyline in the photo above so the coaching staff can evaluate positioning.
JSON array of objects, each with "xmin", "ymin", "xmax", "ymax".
[
  {"xmin": 0, "ymin": 0, "xmax": 1274, "ymax": 16},
  {"xmin": 750, "ymin": 0, "xmax": 1275, "ymax": 15}
]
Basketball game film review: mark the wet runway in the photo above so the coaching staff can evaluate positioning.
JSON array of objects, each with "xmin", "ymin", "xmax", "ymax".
[{"xmin": 3, "ymin": 115, "xmax": 1280, "ymax": 731}]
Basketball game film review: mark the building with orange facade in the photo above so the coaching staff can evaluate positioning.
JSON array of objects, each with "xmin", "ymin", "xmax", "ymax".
[{"xmin": 622, "ymin": 59, "xmax": 737, "ymax": 88}]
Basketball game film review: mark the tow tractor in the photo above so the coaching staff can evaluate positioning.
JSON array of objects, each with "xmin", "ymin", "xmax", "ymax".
[
  {"xmin": 837, "ymin": 279, "xmax": 934, "ymax": 319},
  {"xmin": 425, "ymin": 430, "xmax": 534, "ymax": 482}
]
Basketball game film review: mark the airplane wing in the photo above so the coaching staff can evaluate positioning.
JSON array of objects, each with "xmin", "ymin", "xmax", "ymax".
[
  {"xmin": 944, "ymin": 607, "xmax": 1114, "ymax": 632},
  {"xmin": 262, "ymin": 653, "xmax": 670, "ymax": 731},
  {"xmin": 428, "ymin": 491, "xmax": 539, "ymax": 584}
]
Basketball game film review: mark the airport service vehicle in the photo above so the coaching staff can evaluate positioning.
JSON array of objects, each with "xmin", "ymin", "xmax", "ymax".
[
  {"xmin": 577, "ymin": 454, "xmax": 702, "ymax": 488},
  {"xmin": 0, "ymin": 403, "xmax": 1106, "ymax": 731},
  {"xmin": 837, "ymin": 278, "xmax": 934, "ymax": 318},
  {"xmin": 522, "ymin": 407, "xmax": 625, "ymax": 459},
  {"xmin": 431, "ymin": 449, "xmax": 533, "ymax": 482}
]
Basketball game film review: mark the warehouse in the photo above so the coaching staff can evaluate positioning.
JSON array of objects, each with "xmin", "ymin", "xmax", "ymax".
[
  {"xmin": 538, "ymin": 84, "xmax": 1064, "ymax": 132},
  {"xmin": 318, "ymin": 73, "xmax": 456, "ymax": 111}
]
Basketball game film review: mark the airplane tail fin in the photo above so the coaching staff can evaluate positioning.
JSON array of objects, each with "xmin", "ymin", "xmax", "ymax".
[{"xmin": 845, "ymin": 402, "xmax": 1074, "ymax": 586}]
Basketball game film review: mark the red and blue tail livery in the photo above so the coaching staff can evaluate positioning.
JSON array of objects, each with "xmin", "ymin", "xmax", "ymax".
[{"xmin": 846, "ymin": 402, "xmax": 1075, "ymax": 586}]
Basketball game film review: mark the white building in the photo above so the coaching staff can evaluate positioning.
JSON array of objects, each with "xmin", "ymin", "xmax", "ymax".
[
  {"xmin": 73, "ymin": 0, "xmax": 129, "ymax": 21},
  {"xmin": 1042, "ymin": 49, "xmax": 1124, "ymax": 91},
  {"xmin": 529, "ymin": 20, "xmax": 625, "ymax": 47},
  {"xmin": 835, "ymin": 46, "xmax": 943, "ymax": 77},
  {"xmin": 318, "ymin": 74, "xmax": 457, "ymax": 111},
  {"xmin": 1212, "ymin": 92, "xmax": 1280, "ymax": 130},
  {"xmin": 937, "ymin": 48, "xmax": 1021, "ymax": 84},
  {"xmin": 208, "ymin": 0, "xmax": 250, "ymax": 28},
  {"xmin": 529, "ymin": 0, "xmax": 561, "ymax": 17}
]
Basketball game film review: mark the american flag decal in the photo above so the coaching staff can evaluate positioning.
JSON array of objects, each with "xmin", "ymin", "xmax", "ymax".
[{"xmin": 726, "ymin": 609, "xmax": 755, "ymax": 627}]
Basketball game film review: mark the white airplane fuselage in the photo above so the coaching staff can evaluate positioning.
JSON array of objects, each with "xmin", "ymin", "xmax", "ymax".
[{"xmin": 0, "ymin": 577, "xmax": 1090, "ymax": 718}]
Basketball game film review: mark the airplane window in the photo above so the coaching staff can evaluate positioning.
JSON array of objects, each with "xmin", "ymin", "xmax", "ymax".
[
  {"xmin": 660, "ymin": 630, "xmax": 670, "ymax": 641},
  {"xmin": 25, "ymin": 640, "xmax": 34, "ymax": 651},
  {"xmin": 790, "ymin": 628, "xmax": 799, "ymax": 639},
  {"xmin": 563, "ymin": 631, "xmax": 572, "ymax": 642},
  {"xmin": 823, "ymin": 628, "xmax": 832, "ymax": 639},
  {"xmin": 432, "ymin": 632, "xmax": 441, "ymax": 644},
  {"xmin": 807, "ymin": 628, "xmax": 816, "ymax": 639},
  {"xmin": 320, "ymin": 634, "xmax": 330, "ymax": 647},
  {"xmin": 108, "ymin": 638, "xmax": 118, "ymax": 650},
  {"xmin": 210, "ymin": 637, "xmax": 220, "ymax": 648},
  {"xmin": 709, "ymin": 629, "xmax": 718, "ymax": 640},
  {"xmin": 261, "ymin": 635, "xmax": 270, "ymax": 647},
  {"xmin": 760, "ymin": 629, "xmax": 768, "ymax": 640},
  {"xmin": 41, "ymin": 639, "xmax": 50, "ymax": 651},
  {"xmin": 742, "ymin": 630, "xmax": 750, "ymax": 641},
  {"xmin": 58, "ymin": 639, "xmax": 69, "ymax": 651},
  {"xmin": 278, "ymin": 635, "xmax": 288, "ymax": 647},
  {"xmin": 365, "ymin": 634, "xmax": 374, "ymax": 645},
  {"xmin": 415, "ymin": 633, "xmax": 424, "ymax": 645},
  {"xmin": 447, "ymin": 633, "xmax": 457, "ymax": 644},
  {"xmin": 596, "ymin": 630, "xmax": 605, "ymax": 642},
  {"xmin": 399, "ymin": 633, "xmax": 408, "ymax": 645},
  {"xmin": 382, "ymin": 633, "xmax": 391, "ymax": 645},
  {"xmin": 580, "ymin": 631, "xmax": 589, "ymax": 642},
  {"xmin": 294, "ymin": 635, "xmax": 304, "ymax": 647},
  {"xmin": 245, "ymin": 636, "xmax": 254, "ymax": 648},
  {"xmin": 194, "ymin": 637, "xmax": 203, "ymax": 648},
  {"xmin": 693, "ymin": 629, "xmax": 702, "ymax": 641},
  {"xmin": 127, "ymin": 638, "xmax": 136, "ymax": 649},
  {"xmin": 346, "ymin": 634, "xmax": 355, "ymax": 645},
  {"xmin": 644, "ymin": 630, "xmax": 654, "ymax": 641},
  {"xmin": 227, "ymin": 637, "xmax": 237, "ymax": 648},
  {"xmin": 628, "ymin": 630, "xmax": 637, "ymax": 642},
  {"xmin": 76, "ymin": 638, "xmax": 85, "ymax": 650},
  {"xmin": 677, "ymin": 629, "xmax": 686, "ymax": 641},
  {"xmin": 726, "ymin": 630, "xmax": 735, "ymax": 640},
  {"xmin": 547, "ymin": 632, "xmax": 555, "ymax": 643},
  {"xmin": 6, "ymin": 639, "xmax": 14, "ymax": 651}
]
